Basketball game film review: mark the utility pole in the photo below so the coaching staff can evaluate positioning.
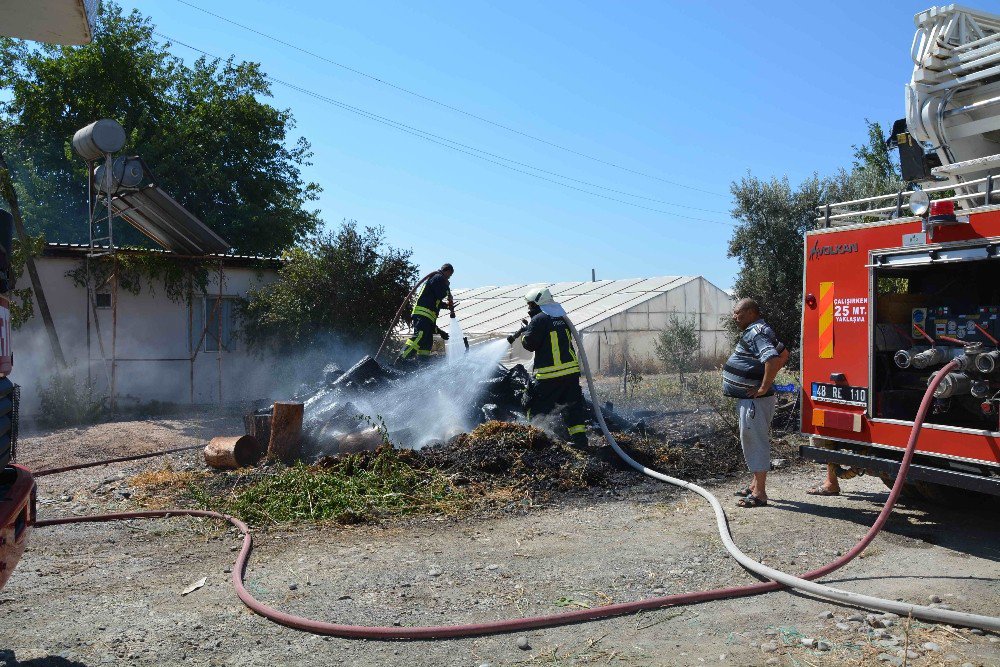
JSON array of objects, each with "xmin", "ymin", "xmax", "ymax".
[{"xmin": 0, "ymin": 148, "xmax": 68, "ymax": 368}]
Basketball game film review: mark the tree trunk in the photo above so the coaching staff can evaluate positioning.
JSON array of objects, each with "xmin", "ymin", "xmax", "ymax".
[
  {"xmin": 204, "ymin": 435, "xmax": 263, "ymax": 469},
  {"xmin": 267, "ymin": 401, "xmax": 304, "ymax": 464},
  {"xmin": 0, "ymin": 149, "xmax": 67, "ymax": 368}
]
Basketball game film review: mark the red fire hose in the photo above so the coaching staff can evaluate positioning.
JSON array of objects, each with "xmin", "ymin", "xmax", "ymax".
[{"xmin": 30, "ymin": 360, "xmax": 985, "ymax": 638}]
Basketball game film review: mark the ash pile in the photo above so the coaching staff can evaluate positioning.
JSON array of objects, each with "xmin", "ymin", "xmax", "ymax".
[{"xmin": 244, "ymin": 347, "xmax": 647, "ymax": 460}]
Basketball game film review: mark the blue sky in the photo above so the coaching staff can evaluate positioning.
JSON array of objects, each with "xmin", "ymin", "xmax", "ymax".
[{"xmin": 119, "ymin": 0, "xmax": 935, "ymax": 290}]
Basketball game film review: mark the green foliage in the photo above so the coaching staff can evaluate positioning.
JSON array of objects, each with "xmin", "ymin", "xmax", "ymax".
[
  {"xmin": 191, "ymin": 448, "xmax": 464, "ymax": 526},
  {"xmin": 8, "ymin": 232, "xmax": 43, "ymax": 328},
  {"xmin": 727, "ymin": 120, "xmax": 903, "ymax": 352},
  {"xmin": 65, "ymin": 251, "xmax": 211, "ymax": 303},
  {"xmin": 727, "ymin": 174, "xmax": 822, "ymax": 351},
  {"xmin": 0, "ymin": 3, "xmax": 320, "ymax": 256},
  {"xmin": 653, "ymin": 313, "xmax": 700, "ymax": 394},
  {"xmin": 828, "ymin": 119, "xmax": 904, "ymax": 205},
  {"xmin": 240, "ymin": 221, "xmax": 417, "ymax": 350},
  {"xmin": 36, "ymin": 371, "xmax": 107, "ymax": 428}
]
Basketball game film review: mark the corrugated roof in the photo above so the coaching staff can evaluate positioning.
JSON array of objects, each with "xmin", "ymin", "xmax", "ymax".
[
  {"xmin": 41, "ymin": 243, "xmax": 282, "ymax": 268},
  {"xmin": 453, "ymin": 276, "xmax": 698, "ymax": 336}
]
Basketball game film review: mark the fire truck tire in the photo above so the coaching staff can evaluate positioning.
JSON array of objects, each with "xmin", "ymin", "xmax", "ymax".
[
  {"xmin": 913, "ymin": 481, "xmax": 997, "ymax": 508},
  {"xmin": 878, "ymin": 474, "xmax": 920, "ymax": 500}
]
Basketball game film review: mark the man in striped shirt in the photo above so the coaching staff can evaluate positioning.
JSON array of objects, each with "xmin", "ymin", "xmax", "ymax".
[{"xmin": 723, "ymin": 298, "xmax": 789, "ymax": 508}]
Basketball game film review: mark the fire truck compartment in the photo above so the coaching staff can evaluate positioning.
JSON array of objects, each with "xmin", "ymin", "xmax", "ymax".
[{"xmin": 872, "ymin": 240, "xmax": 1000, "ymax": 433}]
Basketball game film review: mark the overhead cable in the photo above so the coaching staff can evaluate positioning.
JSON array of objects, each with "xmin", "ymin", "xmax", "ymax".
[
  {"xmin": 155, "ymin": 32, "xmax": 736, "ymax": 227},
  {"xmin": 173, "ymin": 0, "xmax": 729, "ymax": 199}
]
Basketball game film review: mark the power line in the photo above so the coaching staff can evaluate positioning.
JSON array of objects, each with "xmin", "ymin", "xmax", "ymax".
[
  {"xmin": 173, "ymin": 0, "xmax": 730, "ymax": 199},
  {"xmin": 156, "ymin": 32, "xmax": 736, "ymax": 227}
]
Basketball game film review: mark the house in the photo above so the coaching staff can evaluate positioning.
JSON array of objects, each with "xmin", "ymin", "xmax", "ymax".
[{"xmin": 13, "ymin": 244, "xmax": 280, "ymax": 413}]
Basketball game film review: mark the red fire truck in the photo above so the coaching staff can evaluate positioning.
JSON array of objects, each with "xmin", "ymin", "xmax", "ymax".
[
  {"xmin": 0, "ymin": 0, "xmax": 96, "ymax": 590},
  {"xmin": 0, "ymin": 211, "xmax": 31, "ymax": 589},
  {"xmin": 800, "ymin": 5, "xmax": 1000, "ymax": 501}
]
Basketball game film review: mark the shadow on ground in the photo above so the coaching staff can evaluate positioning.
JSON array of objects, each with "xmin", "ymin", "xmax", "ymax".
[
  {"xmin": 768, "ymin": 490, "xmax": 1000, "ymax": 561},
  {"xmin": 0, "ymin": 651, "xmax": 90, "ymax": 667}
]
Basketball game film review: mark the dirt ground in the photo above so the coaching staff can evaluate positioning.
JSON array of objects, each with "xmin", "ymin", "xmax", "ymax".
[{"xmin": 2, "ymin": 417, "xmax": 998, "ymax": 667}]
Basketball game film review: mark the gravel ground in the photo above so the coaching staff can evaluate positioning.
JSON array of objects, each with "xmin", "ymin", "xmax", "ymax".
[{"xmin": 2, "ymin": 417, "xmax": 998, "ymax": 667}]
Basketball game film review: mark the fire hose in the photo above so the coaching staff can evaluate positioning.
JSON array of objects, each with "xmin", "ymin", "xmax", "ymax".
[{"xmin": 30, "ymin": 342, "xmax": 1000, "ymax": 637}]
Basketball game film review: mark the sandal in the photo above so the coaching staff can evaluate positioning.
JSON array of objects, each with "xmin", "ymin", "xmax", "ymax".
[
  {"xmin": 806, "ymin": 485, "xmax": 840, "ymax": 496},
  {"xmin": 734, "ymin": 486, "xmax": 753, "ymax": 497},
  {"xmin": 737, "ymin": 494, "xmax": 767, "ymax": 508}
]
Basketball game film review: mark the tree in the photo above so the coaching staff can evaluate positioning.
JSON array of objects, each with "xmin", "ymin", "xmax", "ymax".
[
  {"xmin": 240, "ymin": 221, "xmax": 417, "ymax": 352},
  {"xmin": 0, "ymin": 2, "xmax": 320, "ymax": 256},
  {"xmin": 727, "ymin": 120, "xmax": 902, "ymax": 353},
  {"xmin": 654, "ymin": 313, "xmax": 700, "ymax": 395},
  {"xmin": 727, "ymin": 174, "xmax": 823, "ymax": 352}
]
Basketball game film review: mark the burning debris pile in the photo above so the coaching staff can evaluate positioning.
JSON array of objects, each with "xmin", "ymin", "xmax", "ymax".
[
  {"xmin": 420, "ymin": 421, "xmax": 612, "ymax": 493},
  {"xmin": 239, "ymin": 344, "xmax": 649, "ymax": 462}
]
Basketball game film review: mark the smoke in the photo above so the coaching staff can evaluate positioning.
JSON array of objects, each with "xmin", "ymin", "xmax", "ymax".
[
  {"xmin": 11, "ymin": 316, "xmax": 376, "ymax": 419},
  {"xmin": 304, "ymin": 339, "xmax": 510, "ymax": 451}
]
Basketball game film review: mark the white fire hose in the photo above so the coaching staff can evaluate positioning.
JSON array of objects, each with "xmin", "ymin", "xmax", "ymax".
[{"xmin": 565, "ymin": 316, "xmax": 1000, "ymax": 632}]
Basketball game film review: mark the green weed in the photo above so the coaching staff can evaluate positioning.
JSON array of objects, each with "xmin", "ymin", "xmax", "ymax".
[{"xmin": 188, "ymin": 447, "xmax": 466, "ymax": 526}]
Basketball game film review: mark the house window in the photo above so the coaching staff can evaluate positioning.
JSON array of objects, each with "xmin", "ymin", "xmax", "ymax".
[
  {"xmin": 192, "ymin": 297, "xmax": 237, "ymax": 352},
  {"xmin": 95, "ymin": 292, "xmax": 112, "ymax": 309}
]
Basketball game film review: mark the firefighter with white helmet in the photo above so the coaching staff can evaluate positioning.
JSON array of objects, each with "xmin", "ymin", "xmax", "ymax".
[{"xmin": 508, "ymin": 287, "xmax": 590, "ymax": 449}]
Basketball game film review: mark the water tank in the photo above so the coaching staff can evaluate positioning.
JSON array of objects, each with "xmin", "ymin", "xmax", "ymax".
[
  {"xmin": 72, "ymin": 119, "xmax": 126, "ymax": 161},
  {"xmin": 94, "ymin": 157, "xmax": 146, "ymax": 193}
]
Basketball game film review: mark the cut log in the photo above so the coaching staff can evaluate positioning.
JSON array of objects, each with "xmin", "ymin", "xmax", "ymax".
[
  {"xmin": 268, "ymin": 401, "xmax": 304, "ymax": 464},
  {"xmin": 204, "ymin": 435, "xmax": 263, "ymax": 469},
  {"xmin": 337, "ymin": 427, "xmax": 386, "ymax": 455},
  {"xmin": 243, "ymin": 413, "xmax": 272, "ymax": 447}
]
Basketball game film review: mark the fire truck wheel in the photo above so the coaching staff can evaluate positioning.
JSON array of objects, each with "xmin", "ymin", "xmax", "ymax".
[
  {"xmin": 913, "ymin": 480, "xmax": 997, "ymax": 508},
  {"xmin": 878, "ymin": 474, "xmax": 921, "ymax": 501}
]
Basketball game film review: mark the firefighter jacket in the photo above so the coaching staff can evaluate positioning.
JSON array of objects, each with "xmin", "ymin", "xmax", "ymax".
[
  {"xmin": 521, "ymin": 311, "xmax": 581, "ymax": 380},
  {"xmin": 411, "ymin": 272, "xmax": 450, "ymax": 324}
]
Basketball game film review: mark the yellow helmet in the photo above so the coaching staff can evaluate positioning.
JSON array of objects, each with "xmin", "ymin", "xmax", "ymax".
[{"xmin": 525, "ymin": 286, "xmax": 554, "ymax": 306}]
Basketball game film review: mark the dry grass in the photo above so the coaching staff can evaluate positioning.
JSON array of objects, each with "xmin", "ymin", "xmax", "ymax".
[{"xmin": 130, "ymin": 464, "xmax": 208, "ymax": 509}]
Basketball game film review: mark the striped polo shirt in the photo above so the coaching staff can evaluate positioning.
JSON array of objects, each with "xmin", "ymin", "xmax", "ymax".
[{"xmin": 722, "ymin": 319, "xmax": 785, "ymax": 398}]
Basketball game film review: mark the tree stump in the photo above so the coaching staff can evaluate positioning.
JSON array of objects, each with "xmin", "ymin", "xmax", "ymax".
[
  {"xmin": 268, "ymin": 401, "xmax": 304, "ymax": 464},
  {"xmin": 337, "ymin": 427, "xmax": 386, "ymax": 455},
  {"xmin": 243, "ymin": 413, "xmax": 272, "ymax": 447},
  {"xmin": 204, "ymin": 435, "xmax": 263, "ymax": 469}
]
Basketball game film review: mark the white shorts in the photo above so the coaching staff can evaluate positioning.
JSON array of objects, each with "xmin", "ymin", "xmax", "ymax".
[{"xmin": 738, "ymin": 395, "xmax": 777, "ymax": 473}]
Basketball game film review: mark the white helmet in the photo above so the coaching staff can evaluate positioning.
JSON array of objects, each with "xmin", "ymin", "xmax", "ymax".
[{"xmin": 525, "ymin": 286, "xmax": 554, "ymax": 306}]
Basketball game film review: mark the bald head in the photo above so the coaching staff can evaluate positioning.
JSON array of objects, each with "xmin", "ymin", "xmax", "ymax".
[
  {"xmin": 734, "ymin": 298, "xmax": 760, "ymax": 316},
  {"xmin": 732, "ymin": 298, "xmax": 761, "ymax": 330}
]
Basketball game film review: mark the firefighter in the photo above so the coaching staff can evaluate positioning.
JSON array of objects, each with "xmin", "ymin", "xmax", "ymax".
[
  {"xmin": 397, "ymin": 263, "xmax": 454, "ymax": 365},
  {"xmin": 509, "ymin": 287, "xmax": 590, "ymax": 450}
]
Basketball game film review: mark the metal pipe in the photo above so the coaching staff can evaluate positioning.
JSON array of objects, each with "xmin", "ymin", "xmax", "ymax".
[{"xmin": 943, "ymin": 92, "xmax": 1000, "ymax": 118}]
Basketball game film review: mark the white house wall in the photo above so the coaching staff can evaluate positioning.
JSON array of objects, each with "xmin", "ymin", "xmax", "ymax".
[{"xmin": 12, "ymin": 255, "xmax": 279, "ymax": 413}]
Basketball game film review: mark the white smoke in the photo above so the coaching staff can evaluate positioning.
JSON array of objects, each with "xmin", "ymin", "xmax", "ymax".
[{"xmin": 305, "ymin": 339, "xmax": 510, "ymax": 451}]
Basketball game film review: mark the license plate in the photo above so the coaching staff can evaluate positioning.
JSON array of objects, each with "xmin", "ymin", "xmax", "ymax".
[{"xmin": 811, "ymin": 382, "xmax": 868, "ymax": 406}]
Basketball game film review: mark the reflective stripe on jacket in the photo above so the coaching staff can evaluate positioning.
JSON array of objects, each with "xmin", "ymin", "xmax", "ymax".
[
  {"xmin": 411, "ymin": 272, "xmax": 450, "ymax": 323},
  {"xmin": 521, "ymin": 311, "xmax": 580, "ymax": 379}
]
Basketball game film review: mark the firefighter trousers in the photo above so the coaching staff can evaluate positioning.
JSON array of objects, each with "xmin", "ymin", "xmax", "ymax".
[
  {"xmin": 398, "ymin": 314, "xmax": 436, "ymax": 364},
  {"xmin": 525, "ymin": 374, "xmax": 589, "ymax": 445}
]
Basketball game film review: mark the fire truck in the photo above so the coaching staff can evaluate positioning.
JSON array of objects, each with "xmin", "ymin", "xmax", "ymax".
[
  {"xmin": 801, "ymin": 5, "xmax": 1000, "ymax": 501},
  {"xmin": 0, "ymin": 211, "xmax": 29, "ymax": 589},
  {"xmin": 0, "ymin": 0, "xmax": 96, "ymax": 590}
]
